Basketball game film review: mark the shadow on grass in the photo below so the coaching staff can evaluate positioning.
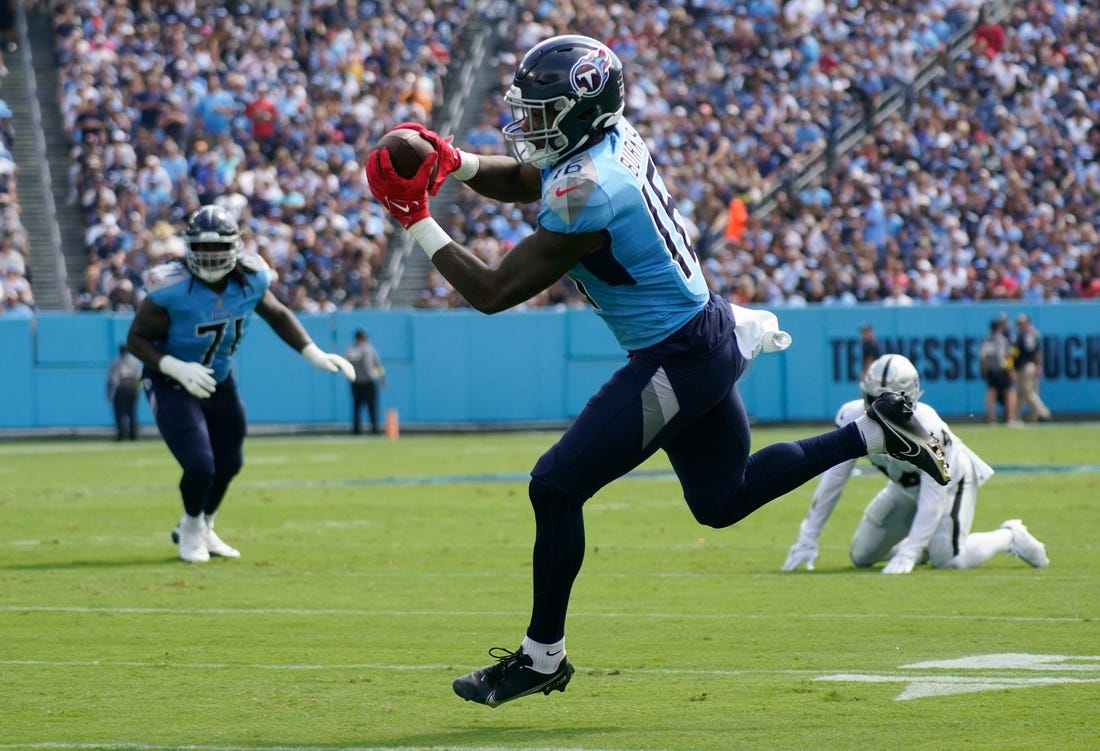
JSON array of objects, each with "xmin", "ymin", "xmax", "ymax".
[
  {"xmin": 776, "ymin": 567, "xmax": 886, "ymax": 575},
  {"xmin": 363, "ymin": 724, "xmax": 626, "ymax": 749},
  {"xmin": 2, "ymin": 555, "xmax": 184, "ymax": 570}
]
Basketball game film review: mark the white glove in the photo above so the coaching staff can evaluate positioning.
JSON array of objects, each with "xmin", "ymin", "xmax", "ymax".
[
  {"xmin": 782, "ymin": 540, "xmax": 818, "ymax": 571},
  {"xmin": 882, "ymin": 550, "xmax": 919, "ymax": 574},
  {"xmin": 301, "ymin": 343, "xmax": 356, "ymax": 381},
  {"xmin": 159, "ymin": 355, "xmax": 216, "ymax": 399}
]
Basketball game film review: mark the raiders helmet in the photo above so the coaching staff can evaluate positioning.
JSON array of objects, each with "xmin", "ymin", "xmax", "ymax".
[
  {"xmin": 502, "ymin": 35, "xmax": 625, "ymax": 169},
  {"xmin": 184, "ymin": 205, "xmax": 240, "ymax": 283},
  {"xmin": 861, "ymin": 354, "xmax": 924, "ymax": 404}
]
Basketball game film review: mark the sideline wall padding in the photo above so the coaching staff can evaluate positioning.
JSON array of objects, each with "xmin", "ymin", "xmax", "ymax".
[{"xmin": 1, "ymin": 302, "xmax": 1097, "ymax": 431}]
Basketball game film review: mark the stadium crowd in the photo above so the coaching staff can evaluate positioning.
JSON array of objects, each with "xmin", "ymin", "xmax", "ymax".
[
  {"xmin": 0, "ymin": 94, "xmax": 36, "ymax": 318},
  {"xmin": 421, "ymin": 0, "xmax": 1100, "ymax": 307},
  {"xmin": 56, "ymin": 0, "xmax": 468, "ymax": 312},
  {"xmin": 37, "ymin": 0, "xmax": 1100, "ymax": 314}
]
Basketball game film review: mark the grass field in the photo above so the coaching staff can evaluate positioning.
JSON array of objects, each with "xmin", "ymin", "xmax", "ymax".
[{"xmin": 2, "ymin": 423, "xmax": 1097, "ymax": 751}]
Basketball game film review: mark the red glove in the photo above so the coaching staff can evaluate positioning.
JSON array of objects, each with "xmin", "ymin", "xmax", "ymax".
[
  {"xmin": 365, "ymin": 146, "xmax": 437, "ymax": 229},
  {"xmin": 394, "ymin": 121, "xmax": 462, "ymax": 196}
]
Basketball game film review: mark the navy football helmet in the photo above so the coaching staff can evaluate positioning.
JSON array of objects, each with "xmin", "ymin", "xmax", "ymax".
[
  {"xmin": 184, "ymin": 205, "xmax": 240, "ymax": 283},
  {"xmin": 502, "ymin": 35, "xmax": 625, "ymax": 168}
]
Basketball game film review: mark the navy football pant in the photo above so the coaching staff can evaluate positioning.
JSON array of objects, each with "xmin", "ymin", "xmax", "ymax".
[
  {"xmin": 526, "ymin": 296, "xmax": 866, "ymax": 643},
  {"xmin": 144, "ymin": 371, "xmax": 246, "ymax": 519}
]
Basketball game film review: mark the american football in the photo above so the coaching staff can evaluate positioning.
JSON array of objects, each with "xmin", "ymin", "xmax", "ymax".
[{"xmin": 374, "ymin": 126, "xmax": 436, "ymax": 180}]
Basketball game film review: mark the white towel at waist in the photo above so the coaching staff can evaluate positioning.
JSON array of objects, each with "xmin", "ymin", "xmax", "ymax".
[{"xmin": 729, "ymin": 302, "xmax": 793, "ymax": 360}]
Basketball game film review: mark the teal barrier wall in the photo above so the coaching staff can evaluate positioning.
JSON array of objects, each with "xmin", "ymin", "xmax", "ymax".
[{"xmin": 1, "ymin": 302, "xmax": 1097, "ymax": 431}]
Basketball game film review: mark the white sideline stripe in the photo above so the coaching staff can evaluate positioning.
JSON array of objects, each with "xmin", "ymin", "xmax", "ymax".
[{"xmin": 0, "ymin": 605, "xmax": 1086, "ymax": 623}]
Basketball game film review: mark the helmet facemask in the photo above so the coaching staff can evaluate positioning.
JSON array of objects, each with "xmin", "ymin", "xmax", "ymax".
[
  {"xmin": 502, "ymin": 88, "xmax": 576, "ymax": 169},
  {"xmin": 185, "ymin": 241, "xmax": 238, "ymax": 283},
  {"xmin": 184, "ymin": 205, "xmax": 241, "ymax": 283}
]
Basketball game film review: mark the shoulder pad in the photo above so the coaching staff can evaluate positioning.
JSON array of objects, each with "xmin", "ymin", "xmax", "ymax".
[
  {"xmin": 542, "ymin": 153, "xmax": 609, "ymax": 231},
  {"xmin": 238, "ymin": 252, "xmax": 270, "ymax": 274},
  {"xmin": 142, "ymin": 261, "xmax": 190, "ymax": 292}
]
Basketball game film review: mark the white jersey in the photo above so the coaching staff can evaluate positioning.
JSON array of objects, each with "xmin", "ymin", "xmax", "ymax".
[{"xmin": 801, "ymin": 399, "xmax": 994, "ymax": 557}]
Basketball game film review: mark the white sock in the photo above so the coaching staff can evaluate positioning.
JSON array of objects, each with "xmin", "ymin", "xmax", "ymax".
[
  {"xmin": 180, "ymin": 514, "xmax": 204, "ymax": 534},
  {"xmin": 950, "ymin": 529, "xmax": 1013, "ymax": 569},
  {"xmin": 521, "ymin": 635, "xmax": 565, "ymax": 673},
  {"xmin": 854, "ymin": 414, "xmax": 885, "ymax": 454},
  {"xmin": 204, "ymin": 513, "xmax": 216, "ymax": 530}
]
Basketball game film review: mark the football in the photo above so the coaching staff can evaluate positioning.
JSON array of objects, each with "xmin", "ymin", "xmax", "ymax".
[{"xmin": 374, "ymin": 127, "xmax": 436, "ymax": 180}]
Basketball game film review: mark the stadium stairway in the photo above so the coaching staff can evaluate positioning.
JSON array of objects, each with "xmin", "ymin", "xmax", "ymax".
[
  {"xmin": 3, "ymin": 8, "xmax": 56, "ymax": 308},
  {"xmin": 4, "ymin": 4, "xmax": 83, "ymax": 310},
  {"xmin": 381, "ymin": 12, "xmax": 509, "ymax": 308}
]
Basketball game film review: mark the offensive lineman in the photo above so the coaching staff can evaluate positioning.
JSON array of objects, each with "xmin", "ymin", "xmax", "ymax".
[
  {"xmin": 126, "ymin": 205, "xmax": 354, "ymax": 563},
  {"xmin": 366, "ymin": 35, "xmax": 949, "ymax": 707},
  {"xmin": 782, "ymin": 354, "xmax": 1049, "ymax": 574}
]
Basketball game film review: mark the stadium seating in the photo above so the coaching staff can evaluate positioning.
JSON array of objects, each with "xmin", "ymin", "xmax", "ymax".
[{"xmin": 39, "ymin": 0, "xmax": 1100, "ymax": 314}]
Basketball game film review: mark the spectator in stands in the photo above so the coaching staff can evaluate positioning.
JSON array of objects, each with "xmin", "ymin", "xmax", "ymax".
[
  {"xmin": 75, "ymin": 262, "xmax": 109, "ymax": 311},
  {"xmin": 2, "ymin": 284, "xmax": 33, "ymax": 318},
  {"xmin": 0, "ymin": 0, "xmax": 14, "ymax": 55},
  {"xmin": 51, "ymin": 0, "xmax": 1100, "ymax": 313},
  {"xmin": 0, "ymin": 98, "xmax": 14, "ymax": 148},
  {"xmin": 194, "ymin": 74, "xmax": 237, "ymax": 142},
  {"xmin": 0, "ymin": 230, "xmax": 25, "ymax": 277}
]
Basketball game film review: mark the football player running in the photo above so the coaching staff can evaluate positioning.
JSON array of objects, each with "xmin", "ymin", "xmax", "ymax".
[
  {"xmin": 366, "ymin": 35, "xmax": 948, "ymax": 707},
  {"xmin": 782, "ymin": 354, "xmax": 1049, "ymax": 574},
  {"xmin": 126, "ymin": 205, "xmax": 354, "ymax": 563}
]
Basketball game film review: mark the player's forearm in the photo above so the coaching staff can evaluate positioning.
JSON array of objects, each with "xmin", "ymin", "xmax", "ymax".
[
  {"xmin": 904, "ymin": 489, "xmax": 946, "ymax": 554},
  {"xmin": 431, "ymin": 245, "xmax": 529, "ymax": 313},
  {"xmin": 255, "ymin": 293, "xmax": 313, "ymax": 351},
  {"xmin": 272, "ymin": 314, "xmax": 313, "ymax": 353},
  {"xmin": 461, "ymin": 155, "xmax": 541, "ymax": 203},
  {"xmin": 125, "ymin": 334, "xmax": 165, "ymax": 371}
]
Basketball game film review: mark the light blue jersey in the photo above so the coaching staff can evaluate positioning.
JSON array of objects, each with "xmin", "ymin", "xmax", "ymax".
[
  {"xmin": 142, "ymin": 255, "xmax": 272, "ymax": 382},
  {"xmin": 538, "ymin": 119, "xmax": 709, "ymax": 351}
]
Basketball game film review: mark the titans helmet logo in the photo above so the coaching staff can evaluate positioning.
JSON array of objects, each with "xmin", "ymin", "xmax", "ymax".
[{"xmin": 570, "ymin": 48, "xmax": 612, "ymax": 98}]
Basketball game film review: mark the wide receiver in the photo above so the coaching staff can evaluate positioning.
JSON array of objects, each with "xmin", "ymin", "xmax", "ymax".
[
  {"xmin": 126, "ymin": 205, "xmax": 354, "ymax": 563},
  {"xmin": 783, "ymin": 354, "xmax": 1049, "ymax": 574},
  {"xmin": 366, "ymin": 35, "xmax": 948, "ymax": 707}
]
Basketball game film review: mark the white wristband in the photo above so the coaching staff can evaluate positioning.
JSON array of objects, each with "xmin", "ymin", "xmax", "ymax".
[
  {"xmin": 300, "ymin": 343, "xmax": 329, "ymax": 369},
  {"xmin": 452, "ymin": 150, "xmax": 480, "ymax": 181},
  {"xmin": 407, "ymin": 217, "xmax": 453, "ymax": 259},
  {"xmin": 158, "ymin": 354, "xmax": 184, "ymax": 376}
]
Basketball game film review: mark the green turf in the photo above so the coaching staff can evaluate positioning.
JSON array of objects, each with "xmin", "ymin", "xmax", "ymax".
[{"xmin": 1, "ymin": 424, "xmax": 1097, "ymax": 750}]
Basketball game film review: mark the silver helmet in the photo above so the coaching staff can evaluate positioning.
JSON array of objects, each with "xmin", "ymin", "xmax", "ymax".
[{"xmin": 861, "ymin": 354, "xmax": 924, "ymax": 403}]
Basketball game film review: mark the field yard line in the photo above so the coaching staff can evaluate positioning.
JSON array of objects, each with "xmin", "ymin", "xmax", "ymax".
[{"xmin": 1, "ymin": 605, "xmax": 1087, "ymax": 623}]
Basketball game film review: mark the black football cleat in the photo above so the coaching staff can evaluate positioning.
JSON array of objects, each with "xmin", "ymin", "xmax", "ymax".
[
  {"xmin": 453, "ymin": 646, "xmax": 574, "ymax": 707},
  {"xmin": 866, "ymin": 391, "xmax": 950, "ymax": 485}
]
